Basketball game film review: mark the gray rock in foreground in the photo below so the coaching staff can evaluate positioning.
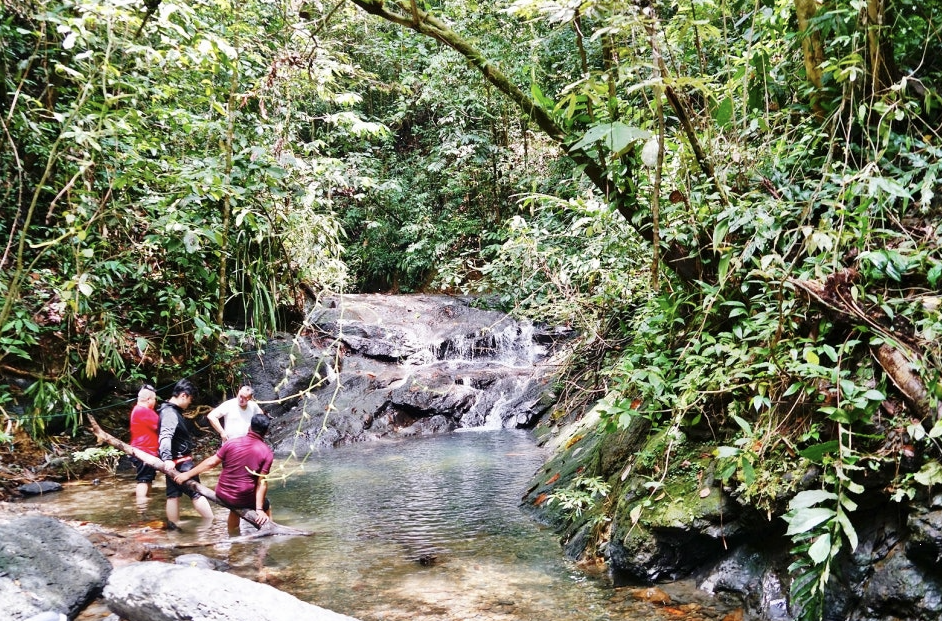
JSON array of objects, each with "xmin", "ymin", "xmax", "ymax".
[
  {"xmin": 0, "ymin": 516, "xmax": 111, "ymax": 620},
  {"xmin": 104, "ymin": 562, "xmax": 361, "ymax": 621}
]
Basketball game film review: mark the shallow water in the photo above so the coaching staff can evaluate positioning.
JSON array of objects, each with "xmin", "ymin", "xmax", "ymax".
[{"xmin": 23, "ymin": 429, "xmax": 730, "ymax": 621}]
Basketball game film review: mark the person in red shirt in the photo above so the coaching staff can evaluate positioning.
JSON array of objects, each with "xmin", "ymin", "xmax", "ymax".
[
  {"xmin": 175, "ymin": 412, "xmax": 274, "ymax": 534},
  {"xmin": 129, "ymin": 384, "xmax": 159, "ymax": 506}
]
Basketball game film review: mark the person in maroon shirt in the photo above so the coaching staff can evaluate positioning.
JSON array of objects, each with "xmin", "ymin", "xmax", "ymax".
[
  {"xmin": 129, "ymin": 384, "xmax": 159, "ymax": 506},
  {"xmin": 175, "ymin": 412, "xmax": 274, "ymax": 534}
]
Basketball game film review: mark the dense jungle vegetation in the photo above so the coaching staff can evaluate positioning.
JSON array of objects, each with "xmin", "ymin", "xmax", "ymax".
[{"xmin": 2, "ymin": 0, "xmax": 942, "ymax": 618}]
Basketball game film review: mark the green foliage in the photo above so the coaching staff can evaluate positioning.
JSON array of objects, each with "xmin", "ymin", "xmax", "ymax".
[
  {"xmin": 782, "ymin": 427, "xmax": 863, "ymax": 621},
  {"xmin": 71, "ymin": 445, "xmax": 123, "ymax": 476},
  {"xmin": 1, "ymin": 0, "xmax": 352, "ymax": 434},
  {"xmin": 473, "ymin": 193, "xmax": 648, "ymax": 325},
  {"xmin": 546, "ymin": 475, "xmax": 611, "ymax": 522}
]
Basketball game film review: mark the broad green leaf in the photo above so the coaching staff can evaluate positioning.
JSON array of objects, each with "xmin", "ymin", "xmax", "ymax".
[
  {"xmin": 718, "ymin": 251, "xmax": 731, "ymax": 283},
  {"xmin": 732, "ymin": 414, "xmax": 752, "ymax": 434},
  {"xmin": 569, "ymin": 123, "xmax": 650, "ymax": 154},
  {"xmin": 712, "ymin": 219, "xmax": 729, "ymax": 250},
  {"xmin": 788, "ymin": 489, "xmax": 838, "ymax": 510},
  {"xmin": 837, "ymin": 511, "xmax": 859, "ymax": 551},
  {"xmin": 782, "ymin": 382, "xmax": 802, "ymax": 397},
  {"xmin": 804, "ymin": 349, "xmax": 819, "ymax": 365},
  {"xmin": 607, "ymin": 122, "xmax": 651, "ymax": 155},
  {"xmin": 928, "ymin": 262, "xmax": 942, "ymax": 287},
  {"xmin": 785, "ymin": 507, "xmax": 836, "ymax": 535},
  {"xmin": 808, "ymin": 533, "xmax": 832, "ymax": 564},
  {"xmin": 913, "ymin": 460, "xmax": 942, "ymax": 487},
  {"xmin": 741, "ymin": 459, "xmax": 755, "ymax": 484},
  {"xmin": 799, "ymin": 440, "xmax": 839, "ymax": 462},
  {"xmin": 713, "ymin": 96, "xmax": 733, "ymax": 126}
]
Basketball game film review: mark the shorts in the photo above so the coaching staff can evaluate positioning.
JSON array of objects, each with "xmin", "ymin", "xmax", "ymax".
[
  {"xmin": 165, "ymin": 458, "xmax": 204, "ymax": 500},
  {"xmin": 219, "ymin": 494, "xmax": 270, "ymax": 513},
  {"xmin": 130, "ymin": 456, "xmax": 156, "ymax": 483}
]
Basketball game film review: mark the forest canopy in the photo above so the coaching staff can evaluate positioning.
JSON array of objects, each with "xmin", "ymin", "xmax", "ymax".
[{"xmin": 2, "ymin": 0, "xmax": 942, "ymax": 617}]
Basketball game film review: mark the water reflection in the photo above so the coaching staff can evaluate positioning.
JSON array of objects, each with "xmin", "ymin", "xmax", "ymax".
[{"xmin": 23, "ymin": 430, "xmax": 728, "ymax": 621}]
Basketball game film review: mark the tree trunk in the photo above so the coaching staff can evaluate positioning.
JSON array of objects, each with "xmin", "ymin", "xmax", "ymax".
[
  {"xmin": 863, "ymin": 0, "xmax": 899, "ymax": 95},
  {"xmin": 794, "ymin": 0, "xmax": 826, "ymax": 118},
  {"xmin": 87, "ymin": 414, "xmax": 310, "ymax": 537}
]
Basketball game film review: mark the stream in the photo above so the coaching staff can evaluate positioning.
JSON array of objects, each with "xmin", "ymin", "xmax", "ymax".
[{"xmin": 22, "ymin": 429, "xmax": 730, "ymax": 621}]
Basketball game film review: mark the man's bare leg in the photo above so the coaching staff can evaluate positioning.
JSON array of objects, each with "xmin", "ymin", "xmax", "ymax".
[
  {"xmin": 192, "ymin": 495, "xmax": 214, "ymax": 520},
  {"xmin": 166, "ymin": 496, "xmax": 180, "ymax": 526}
]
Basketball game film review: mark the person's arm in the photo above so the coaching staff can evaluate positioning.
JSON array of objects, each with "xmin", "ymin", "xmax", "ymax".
[
  {"xmin": 174, "ymin": 454, "xmax": 222, "ymax": 483},
  {"xmin": 254, "ymin": 475, "xmax": 270, "ymax": 524},
  {"xmin": 206, "ymin": 405, "xmax": 228, "ymax": 442},
  {"xmin": 157, "ymin": 409, "xmax": 176, "ymax": 469}
]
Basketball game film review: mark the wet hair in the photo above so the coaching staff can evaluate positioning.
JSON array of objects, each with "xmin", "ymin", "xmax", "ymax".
[
  {"xmin": 250, "ymin": 412, "xmax": 271, "ymax": 436},
  {"xmin": 171, "ymin": 378, "xmax": 198, "ymax": 399}
]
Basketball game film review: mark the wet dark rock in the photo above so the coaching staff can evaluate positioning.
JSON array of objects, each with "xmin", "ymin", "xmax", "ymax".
[
  {"xmin": 697, "ymin": 544, "xmax": 791, "ymax": 620},
  {"xmin": 0, "ymin": 516, "xmax": 111, "ymax": 619},
  {"xmin": 906, "ymin": 507, "xmax": 942, "ymax": 568},
  {"xmin": 17, "ymin": 481, "xmax": 63, "ymax": 495},
  {"xmin": 850, "ymin": 549, "xmax": 942, "ymax": 621}
]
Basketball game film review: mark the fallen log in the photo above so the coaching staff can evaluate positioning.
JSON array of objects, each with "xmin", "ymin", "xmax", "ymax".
[{"xmin": 87, "ymin": 414, "xmax": 310, "ymax": 537}]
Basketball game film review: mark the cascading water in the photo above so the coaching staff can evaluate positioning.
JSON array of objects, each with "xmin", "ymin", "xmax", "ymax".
[{"xmin": 261, "ymin": 295, "xmax": 567, "ymax": 451}]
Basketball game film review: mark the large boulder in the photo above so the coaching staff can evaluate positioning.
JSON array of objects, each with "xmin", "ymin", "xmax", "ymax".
[
  {"xmin": 525, "ymin": 407, "xmax": 942, "ymax": 621},
  {"xmin": 103, "ymin": 562, "xmax": 360, "ymax": 621},
  {"xmin": 0, "ymin": 516, "xmax": 111, "ymax": 620}
]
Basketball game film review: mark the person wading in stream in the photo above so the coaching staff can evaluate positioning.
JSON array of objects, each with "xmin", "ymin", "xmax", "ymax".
[
  {"xmin": 206, "ymin": 384, "xmax": 264, "ymax": 443},
  {"xmin": 174, "ymin": 412, "xmax": 274, "ymax": 535},
  {"xmin": 158, "ymin": 378, "xmax": 214, "ymax": 526},
  {"xmin": 128, "ymin": 384, "xmax": 159, "ymax": 508}
]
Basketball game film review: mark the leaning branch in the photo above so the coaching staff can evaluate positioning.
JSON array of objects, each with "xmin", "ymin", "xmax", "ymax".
[{"xmin": 87, "ymin": 414, "xmax": 310, "ymax": 537}]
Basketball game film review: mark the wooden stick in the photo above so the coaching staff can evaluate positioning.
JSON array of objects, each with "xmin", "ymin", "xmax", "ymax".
[{"xmin": 87, "ymin": 414, "xmax": 310, "ymax": 537}]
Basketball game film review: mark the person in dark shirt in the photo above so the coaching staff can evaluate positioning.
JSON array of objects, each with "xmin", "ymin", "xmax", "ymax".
[
  {"xmin": 158, "ymin": 378, "xmax": 213, "ymax": 526},
  {"xmin": 176, "ymin": 412, "xmax": 274, "ymax": 534}
]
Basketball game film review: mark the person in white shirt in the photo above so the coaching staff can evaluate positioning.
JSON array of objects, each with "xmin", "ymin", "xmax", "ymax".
[{"xmin": 207, "ymin": 385, "xmax": 264, "ymax": 442}]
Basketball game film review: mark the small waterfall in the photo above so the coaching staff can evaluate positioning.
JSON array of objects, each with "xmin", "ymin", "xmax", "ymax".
[
  {"xmin": 267, "ymin": 294, "xmax": 566, "ymax": 450},
  {"xmin": 482, "ymin": 387, "xmax": 519, "ymax": 430},
  {"xmin": 430, "ymin": 320, "xmax": 543, "ymax": 368}
]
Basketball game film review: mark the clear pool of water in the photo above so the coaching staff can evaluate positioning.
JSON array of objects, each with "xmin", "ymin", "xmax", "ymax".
[{"xmin": 23, "ymin": 429, "xmax": 729, "ymax": 621}]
